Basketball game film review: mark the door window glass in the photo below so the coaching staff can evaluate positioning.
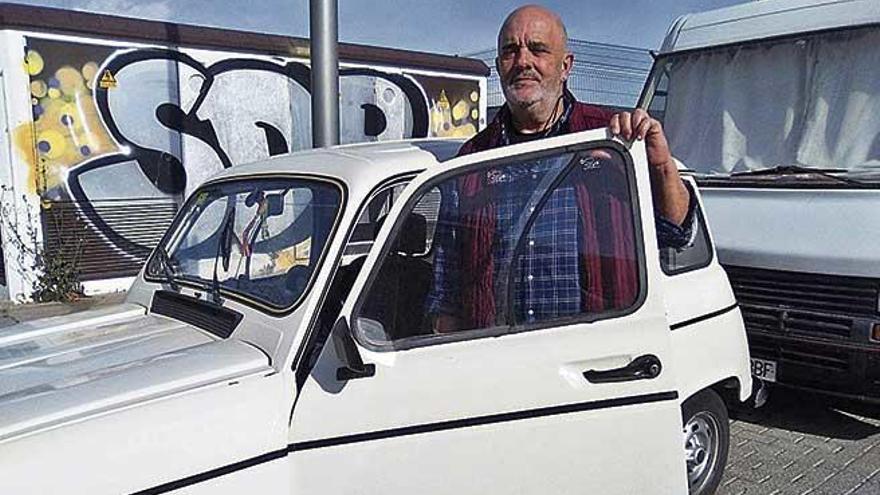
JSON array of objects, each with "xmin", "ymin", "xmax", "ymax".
[{"xmin": 355, "ymin": 145, "xmax": 644, "ymax": 347}]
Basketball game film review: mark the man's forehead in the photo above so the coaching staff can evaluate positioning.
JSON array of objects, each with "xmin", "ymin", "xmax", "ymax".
[{"xmin": 498, "ymin": 9, "xmax": 564, "ymax": 45}]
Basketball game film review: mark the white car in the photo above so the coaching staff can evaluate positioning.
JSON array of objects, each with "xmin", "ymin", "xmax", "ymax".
[{"xmin": 0, "ymin": 128, "xmax": 751, "ymax": 495}]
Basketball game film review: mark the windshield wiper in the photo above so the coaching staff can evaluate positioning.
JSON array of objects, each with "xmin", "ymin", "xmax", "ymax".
[
  {"xmin": 730, "ymin": 165, "xmax": 868, "ymax": 186},
  {"xmin": 154, "ymin": 246, "xmax": 180, "ymax": 291}
]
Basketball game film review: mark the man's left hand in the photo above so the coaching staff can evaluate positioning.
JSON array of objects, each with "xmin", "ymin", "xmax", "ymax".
[
  {"xmin": 609, "ymin": 109, "xmax": 690, "ymax": 226},
  {"xmin": 609, "ymin": 109, "xmax": 674, "ymax": 172}
]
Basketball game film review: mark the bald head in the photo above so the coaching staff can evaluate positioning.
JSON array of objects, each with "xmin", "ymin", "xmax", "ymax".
[{"xmin": 498, "ymin": 5, "xmax": 568, "ymax": 52}]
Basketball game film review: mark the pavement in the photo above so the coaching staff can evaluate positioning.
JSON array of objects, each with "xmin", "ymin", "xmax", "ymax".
[{"xmin": 720, "ymin": 388, "xmax": 880, "ymax": 495}]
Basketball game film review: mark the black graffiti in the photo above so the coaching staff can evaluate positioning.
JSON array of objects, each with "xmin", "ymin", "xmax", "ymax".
[
  {"xmin": 256, "ymin": 122, "xmax": 290, "ymax": 156},
  {"xmin": 67, "ymin": 48, "xmax": 433, "ymax": 258},
  {"xmin": 362, "ymin": 103, "xmax": 388, "ymax": 137}
]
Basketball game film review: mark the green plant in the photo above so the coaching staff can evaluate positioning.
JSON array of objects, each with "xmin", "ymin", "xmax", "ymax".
[{"xmin": 0, "ymin": 186, "xmax": 86, "ymax": 303}]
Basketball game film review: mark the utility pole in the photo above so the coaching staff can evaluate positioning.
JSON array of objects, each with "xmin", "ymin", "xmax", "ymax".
[{"xmin": 309, "ymin": 0, "xmax": 340, "ymax": 147}]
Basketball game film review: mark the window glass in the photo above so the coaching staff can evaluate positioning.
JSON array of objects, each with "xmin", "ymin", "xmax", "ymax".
[
  {"xmin": 148, "ymin": 178, "xmax": 340, "ymax": 309},
  {"xmin": 345, "ymin": 183, "xmax": 441, "ymax": 258},
  {"xmin": 653, "ymin": 26, "xmax": 880, "ymax": 175},
  {"xmin": 356, "ymin": 146, "xmax": 642, "ymax": 346},
  {"xmin": 660, "ymin": 206, "xmax": 711, "ymax": 275}
]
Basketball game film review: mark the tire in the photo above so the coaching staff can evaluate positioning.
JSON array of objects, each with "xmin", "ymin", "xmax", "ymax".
[{"xmin": 682, "ymin": 389, "xmax": 730, "ymax": 495}]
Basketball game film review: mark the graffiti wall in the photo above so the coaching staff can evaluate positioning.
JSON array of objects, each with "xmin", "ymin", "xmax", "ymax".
[{"xmin": 14, "ymin": 36, "xmax": 483, "ymax": 281}]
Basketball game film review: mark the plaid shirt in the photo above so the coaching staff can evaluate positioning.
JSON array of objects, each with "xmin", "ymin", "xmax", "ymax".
[{"xmin": 426, "ymin": 93, "xmax": 695, "ymax": 324}]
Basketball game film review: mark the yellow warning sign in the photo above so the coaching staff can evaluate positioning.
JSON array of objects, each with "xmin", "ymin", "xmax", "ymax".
[{"xmin": 99, "ymin": 70, "xmax": 117, "ymax": 89}]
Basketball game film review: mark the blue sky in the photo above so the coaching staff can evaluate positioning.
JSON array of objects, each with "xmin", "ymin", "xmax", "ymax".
[{"xmin": 11, "ymin": 0, "xmax": 747, "ymax": 54}]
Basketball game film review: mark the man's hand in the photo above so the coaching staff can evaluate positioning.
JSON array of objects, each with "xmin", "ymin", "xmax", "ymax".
[
  {"xmin": 609, "ymin": 109, "xmax": 690, "ymax": 226},
  {"xmin": 609, "ymin": 109, "xmax": 673, "ymax": 171}
]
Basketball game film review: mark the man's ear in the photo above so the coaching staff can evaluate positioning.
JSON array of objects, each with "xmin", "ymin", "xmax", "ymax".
[{"xmin": 561, "ymin": 52, "xmax": 574, "ymax": 81}]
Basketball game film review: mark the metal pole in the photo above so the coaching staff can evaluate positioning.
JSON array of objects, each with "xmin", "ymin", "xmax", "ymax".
[{"xmin": 310, "ymin": 0, "xmax": 340, "ymax": 147}]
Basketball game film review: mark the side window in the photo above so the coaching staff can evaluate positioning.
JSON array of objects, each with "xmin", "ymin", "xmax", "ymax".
[
  {"xmin": 344, "ymin": 183, "xmax": 440, "ymax": 258},
  {"xmin": 659, "ymin": 204, "xmax": 712, "ymax": 275},
  {"xmin": 355, "ymin": 145, "xmax": 644, "ymax": 347}
]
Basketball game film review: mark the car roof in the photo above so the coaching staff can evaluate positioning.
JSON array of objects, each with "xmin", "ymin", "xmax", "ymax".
[
  {"xmin": 659, "ymin": 0, "xmax": 879, "ymax": 55},
  {"xmin": 206, "ymin": 138, "xmax": 465, "ymax": 191}
]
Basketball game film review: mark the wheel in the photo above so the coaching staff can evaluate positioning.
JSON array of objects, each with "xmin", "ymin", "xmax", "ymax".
[{"xmin": 682, "ymin": 389, "xmax": 730, "ymax": 495}]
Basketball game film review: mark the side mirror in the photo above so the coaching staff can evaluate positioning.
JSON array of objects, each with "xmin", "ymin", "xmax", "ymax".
[{"xmin": 331, "ymin": 318, "xmax": 376, "ymax": 381}]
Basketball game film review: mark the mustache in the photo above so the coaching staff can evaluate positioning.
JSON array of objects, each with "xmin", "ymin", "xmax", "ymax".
[{"xmin": 505, "ymin": 69, "xmax": 540, "ymax": 84}]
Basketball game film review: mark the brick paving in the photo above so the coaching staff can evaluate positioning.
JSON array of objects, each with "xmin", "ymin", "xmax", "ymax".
[{"xmin": 720, "ymin": 388, "xmax": 880, "ymax": 495}]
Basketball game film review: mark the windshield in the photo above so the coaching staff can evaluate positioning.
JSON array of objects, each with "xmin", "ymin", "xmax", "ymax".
[
  {"xmin": 645, "ymin": 26, "xmax": 880, "ymax": 177},
  {"xmin": 147, "ymin": 177, "xmax": 342, "ymax": 310}
]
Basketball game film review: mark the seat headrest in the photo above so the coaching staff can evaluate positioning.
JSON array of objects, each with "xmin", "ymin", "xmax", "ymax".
[
  {"xmin": 395, "ymin": 213, "xmax": 427, "ymax": 255},
  {"xmin": 374, "ymin": 213, "xmax": 428, "ymax": 255}
]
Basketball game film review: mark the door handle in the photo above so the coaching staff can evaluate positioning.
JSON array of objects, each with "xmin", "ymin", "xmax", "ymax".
[{"xmin": 582, "ymin": 354, "xmax": 662, "ymax": 384}]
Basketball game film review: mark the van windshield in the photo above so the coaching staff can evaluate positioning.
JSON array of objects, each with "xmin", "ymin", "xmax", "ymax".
[
  {"xmin": 646, "ymin": 26, "xmax": 880, "ymax": 178},
  {"xmin": 147, "ymin": 178, "xmax": 341, "ymax": 310}
]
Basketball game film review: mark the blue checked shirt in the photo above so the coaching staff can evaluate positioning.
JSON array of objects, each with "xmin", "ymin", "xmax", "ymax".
[{"xmin": 425, "ymin": 156, "xmax": 696, "ymax": 325}]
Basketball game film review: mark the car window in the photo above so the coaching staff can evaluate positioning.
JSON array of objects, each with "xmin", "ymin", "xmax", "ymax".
[
  {"xmin": 660, "ymin": 204, "xmax": 712, "ymax": 275},
  {"xmin": 355, "ymin": 145, "xmax": 644, "ymax": 348},
  {"xmin": 344, "ymin": 183, "xmax": 440, "ymax": 258},
  {"xmin": 148, "ymin": 178, "xmax": 341, "ymax": 310}
]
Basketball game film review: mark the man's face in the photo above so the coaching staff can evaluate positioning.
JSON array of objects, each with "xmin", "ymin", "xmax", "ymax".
[{"xmin": 496, "ymin": 9, "xmax": 572, "ymax": 111}]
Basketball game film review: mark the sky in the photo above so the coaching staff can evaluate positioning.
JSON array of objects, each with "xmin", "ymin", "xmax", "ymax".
[{"xmin": 9, "ymin": 0, "xmax": 750, "ymax": 55}]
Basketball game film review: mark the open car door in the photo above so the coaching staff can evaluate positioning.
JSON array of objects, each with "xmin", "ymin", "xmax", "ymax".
[{"xmin": 288, "ymin": 128, "xmax": 688, "ymax": 494}]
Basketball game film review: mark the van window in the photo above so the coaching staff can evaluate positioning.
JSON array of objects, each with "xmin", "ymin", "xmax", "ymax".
[
  {"xmin": 652, "ymin": 26, "xmax": 880, "ymax": 175},
  {"xmin": 355, "ymin": 145, "xmax": 643, "ymax": 347}
]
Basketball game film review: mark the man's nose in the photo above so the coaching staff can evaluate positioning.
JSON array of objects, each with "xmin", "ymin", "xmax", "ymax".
[{"xmin": 513, "ymin": 48, "xmax": 534, "ymax": 69}]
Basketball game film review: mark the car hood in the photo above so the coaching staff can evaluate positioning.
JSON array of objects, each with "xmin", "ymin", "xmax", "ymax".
[{"xmin": 0, "ymin": 303, "xmax": 270, "ymax": 442}]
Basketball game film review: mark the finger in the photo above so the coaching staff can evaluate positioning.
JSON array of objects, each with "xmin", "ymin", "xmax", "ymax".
[
  {"xmin": 588, "ymin": 149, "xmax": 613, "ymax": 160},
  {"xmin": 619, "ymin": 112, "xmax": 633, "ymax": 140},
  {"xmin": 630, "ymin": 109, "xmax": 648, "ymax": 137},
  {"xmin": 635, "ymin": 117, "xmax": 653, "ymax": 141},
  {"xmin": 609, "ymin": 113, "xmax": 620, "ymax": 135}
]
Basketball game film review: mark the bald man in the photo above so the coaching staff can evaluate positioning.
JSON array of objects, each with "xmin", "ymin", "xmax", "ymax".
[{"xmin": 427, "ymin": 5, "xmax": 696, "ymax": 332}]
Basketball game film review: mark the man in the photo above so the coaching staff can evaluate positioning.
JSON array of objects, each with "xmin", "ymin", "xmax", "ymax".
[{"xmin": 426, "ymin": 5, "xmax": 695, "ymax": 332}]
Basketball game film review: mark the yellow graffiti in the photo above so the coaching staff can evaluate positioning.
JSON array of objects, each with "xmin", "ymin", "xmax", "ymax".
[
  {"xmin": 25, "ymin": 50, "xmax": 44, "ymax": 76},
  {"xmin": 24, "ymin": 49, "xmax": 120, "ymax": 197},
  {"xmin": 12, "ymin": 122, "xmax": 40, "ymax": 194},
  {"xmin": 430, "ymin": 89, "xmax": 479, "ymax": 138}
]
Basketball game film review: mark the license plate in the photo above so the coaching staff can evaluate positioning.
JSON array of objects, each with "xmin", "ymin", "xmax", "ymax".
[{"xmin": 751, "ymin": 358, "xmax": 777, "ymax": 383}]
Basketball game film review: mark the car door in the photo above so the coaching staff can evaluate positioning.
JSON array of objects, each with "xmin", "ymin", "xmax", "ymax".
[{"xmin": 288, "ymin": 128, "xmax": 688, "ymax": 494}]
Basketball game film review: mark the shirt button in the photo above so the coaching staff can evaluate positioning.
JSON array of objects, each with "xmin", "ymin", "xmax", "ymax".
[
  {"xmin": 529, "ymin": 240, "xmax": 535, "ymax": 247},
  {"xmin": 527, "ymin": 309, "xmax": 535, "ymax": 316},
  {"xmin": 527, "ymin": 274, "xmax": 534, "ymax": 281},
  {"xmin": 529, "ymin": 206, "xmax": 535, "ymax": 212},
  {"xmin": 531, "ymin": 174, "xmax": 538, "ymax": 179}
]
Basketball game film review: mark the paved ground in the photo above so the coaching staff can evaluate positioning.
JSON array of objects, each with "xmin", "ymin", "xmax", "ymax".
[{"xmin": 720, "ymin": 388, "xmax": 880, "ymax": 495}]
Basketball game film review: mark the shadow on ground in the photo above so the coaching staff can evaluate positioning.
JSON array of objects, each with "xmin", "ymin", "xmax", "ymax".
[{"xmin": 731, "ymin": 387, "xmax": 880, "ymax": 441}]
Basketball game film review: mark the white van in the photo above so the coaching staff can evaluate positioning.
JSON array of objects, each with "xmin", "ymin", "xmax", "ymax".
[
  {"xmin": 0, "ymin": 130, "xmax": 750, "ymax": 494},
  {"xmin": 639, "ymin": 0, "xmax": 880, "ymax": 403}
]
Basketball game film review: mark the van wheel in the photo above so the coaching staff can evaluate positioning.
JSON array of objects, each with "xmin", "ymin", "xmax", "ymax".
[{"xmin": 682, "ymin": 389, "xmax": 729, "ymax": 495}]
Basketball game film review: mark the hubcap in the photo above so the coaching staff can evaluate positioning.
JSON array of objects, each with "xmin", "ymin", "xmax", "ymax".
[{"xmin": 683, "ymin": 411, "xmax": 721, "ymax": 493}]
